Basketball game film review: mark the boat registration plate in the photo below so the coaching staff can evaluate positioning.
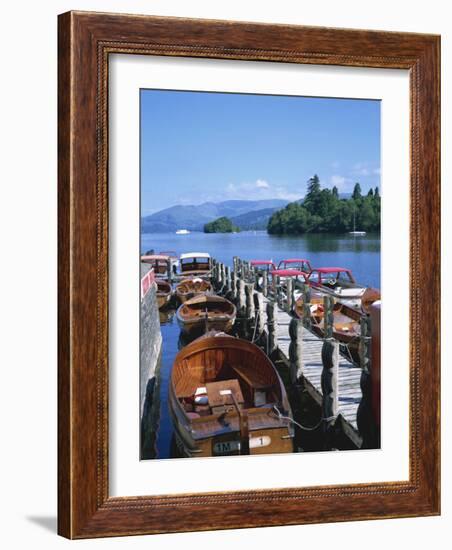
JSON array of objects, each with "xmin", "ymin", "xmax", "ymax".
[{"xmin": 213, "ymin": 436, "xmax": 271, "ymax": 455}]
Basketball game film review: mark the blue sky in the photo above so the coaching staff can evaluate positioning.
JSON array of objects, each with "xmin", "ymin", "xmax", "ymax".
[{"xmin": 141, "ymin": 90, "xmax": 380, "ymax": 215}]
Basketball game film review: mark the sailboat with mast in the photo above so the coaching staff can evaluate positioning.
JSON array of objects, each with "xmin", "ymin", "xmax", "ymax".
[{"xmin": 349, "ymin": 205, "xmax": 366, "ymax": 236}]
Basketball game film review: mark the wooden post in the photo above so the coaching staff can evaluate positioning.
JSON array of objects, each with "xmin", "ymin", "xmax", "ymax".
[
  {"xmin": 289, "ymin": 317, "xmax": 304, "ymax": 385},
  {"xmin": 217, "ymin": 262, "xmax": 223, "ymax": 289},
  {"xmin": 238, "ymin": 278, "xmax": 246, "ymax": 316},
  {"xmin": 253, "ymin": 291, "xmax": 265, "ymax": 338},
  {"xmin": 166, "ymin": 258, "xmax": 173, "ymax": 283},
  {"xmin": 323, "ymin": 295, "xmax": 335, "ymax": 339},
  {"xmin": 274, "ymin": 275, "xmax": 281, "ymax": 307},
  {"xmin": 220, "ymin": 263, "xmax": 226, "ymax": 291},
  {"xmin": 238, "ymin": 258, "xmax": 243, "ymax": 278},
  {"xmin": 232, "ymin": 271, "xmax": 238, "ymax": 301},
  {"xmin": 243, "ymin": 261, "xmax": 249, "ymax": 282},
  {"xmin": 357, "ymin": 314, "xmax": 377, "ymax": 448},
  {"xmin": 233, "ymin": 256, "xmax": 239, "ymax": 275},
  {"xmin": 321, "ymin": 338, "xmax": 339, "ymax": 450},
  {"xmin": 302, "ymin": 284, "xmax": 312, "ymax": 331},
  {"xmin": 245, "ymin": 283, "xmax": 254, "ymax": 321},
  {"xmin": 286, "ymin": 278, "xmax": 294, "ymax": 313},
  {"xmin": 254, "ymin": 270, "xmax": 260, "ymax": 290},
  {"xmin": 225, "ymin": 266, "xmax": 232, "ymax": 294},
  {"xmin": 262, "ymin": 270, "xmax": 268, "ymax": 297},
  {"xmin": 266, "ymin": 300, "xmax": 278, "ymax": 354}
]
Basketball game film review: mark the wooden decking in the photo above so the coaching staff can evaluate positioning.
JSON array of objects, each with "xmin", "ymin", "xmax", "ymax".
[{"xmin": 261, "ymin": 297, "xmax": 362, "ymax": 445}]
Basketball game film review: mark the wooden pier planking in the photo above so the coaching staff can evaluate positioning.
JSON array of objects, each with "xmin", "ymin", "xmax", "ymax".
[{"xmin": 261, "ymin": 296, "xmax": 362, "ymax": 439}]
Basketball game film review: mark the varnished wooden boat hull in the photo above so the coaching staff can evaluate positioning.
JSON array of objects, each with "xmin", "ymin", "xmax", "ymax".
[
  {"xmin": 156, "ymin": 280, "xmax": 172, "ymax": 310},
  {"xmin": 296, "ymin": 298, "xmax": 362, "ymax": 362},
  {"xmin": 176, "ymin": 295, "xmax": 236, "ymax": 336},
  {"xmin": 177, "ymin": 317, "xmax": 234, "ymax": 336},
  {"xmin": 157, "ymin": 293, "xmax": 171, "ymax": 309},
  {"xmin": 176, "ymin": 278, "xmax": 213, "ymax": 303},
  {"xmin": 169, "ymin": 335, "xmax": 294, "ymax": 457}
]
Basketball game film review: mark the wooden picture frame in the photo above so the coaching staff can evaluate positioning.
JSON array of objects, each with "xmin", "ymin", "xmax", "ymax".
[{"xmin": 58, "ymin": 11, "xmax": 440, "ymax": 538}]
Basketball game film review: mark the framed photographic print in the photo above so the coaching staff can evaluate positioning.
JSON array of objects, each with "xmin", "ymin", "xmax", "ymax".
[{"xmin": 58, "ymin": 11, "xmax": 440, "ymax": 538}]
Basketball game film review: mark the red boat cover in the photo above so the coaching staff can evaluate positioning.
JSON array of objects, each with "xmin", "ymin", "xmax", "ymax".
[{"xmin": 270, "ymin": 269, "xmax": 307, "ymax": 277}]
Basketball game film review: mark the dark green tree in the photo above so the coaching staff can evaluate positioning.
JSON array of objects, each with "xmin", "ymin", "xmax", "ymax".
[
  {"xmin": 367, "ymin": 188, "xmax": 374, "ymax": 197},
  {"xmin": 352, "ymin": 182, "xmax": 362, "ymax": 200},
  {"xmin": 267, "ymin": 182, "xmax": 380, "ymax": 235},
  {"xmin": 332, "ymin": 185, "xmax": 339, "ymax": 198},
  {"xmin": 204, "ymin": 216, "xmax": 239, "ymax": 233},
  {"xmin": 306, "ymin": 174, "xmax": 320, "ymax": 195},
  {"xmin": 374, "ymin": 186, "xmax": 380, "ymax": 197}
]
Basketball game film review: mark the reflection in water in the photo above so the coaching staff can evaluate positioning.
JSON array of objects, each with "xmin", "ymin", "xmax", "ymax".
[
  {"xmin": 159, "ymin": 308, "xmax": 175, "ymax": 325},
  {"xmin": 153, "ymin": 309, "xmax": 179, "ymax": 459}
]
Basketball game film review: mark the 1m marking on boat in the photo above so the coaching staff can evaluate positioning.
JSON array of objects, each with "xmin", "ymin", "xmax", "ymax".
[{"xmin": 213, "ymin": 436, "xmax": 271, "ymax": 455}]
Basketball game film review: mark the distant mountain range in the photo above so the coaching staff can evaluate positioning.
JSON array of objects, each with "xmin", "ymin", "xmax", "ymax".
[
  {"xmin": 141, "ymin": 194, "xmax": 353, "ymax": 233},
  {"xmin": 141, "ymin": 199, "xmax": 291, "ymax": 233}
]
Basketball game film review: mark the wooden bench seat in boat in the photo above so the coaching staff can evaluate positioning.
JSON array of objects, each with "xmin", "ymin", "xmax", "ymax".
[{"xmin": 231, "ymin": 364, "xmax": 273, "ymax": 390}]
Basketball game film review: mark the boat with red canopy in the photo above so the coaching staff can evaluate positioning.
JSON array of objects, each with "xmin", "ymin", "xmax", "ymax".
[
  {"xmin": 277, "ymin": 258, "xmax": 312, "ymax": 275},
  {"xmin": 304, "ymin": 267, "xmax": 366, "ymax": 306}
]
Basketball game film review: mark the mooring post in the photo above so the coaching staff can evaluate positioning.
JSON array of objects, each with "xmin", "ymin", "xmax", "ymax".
[
  {"xmin": 232, "ymin": 271, "xmax": 238, "ymax": 301},
  {"xmin": 244, "ymin": 283, "xmax": 255, "ymax": 338},
  {"xmin": 245, "ymin": 284, "xmax": 255, "ymax": 320},
  {"xmin": 274, "ymin": 275, "xmax": 281, "ymax": 307},
  {"xmin": 217, "ymin": 262, "xmax": 224, "ymax": 290},
  {"xmin": 253, "ymin": 291, "xmax": 265, "ymax": 339},
  {"xmin": 262, "ymin": 270, "xmax": 268, "ymax": 297},
  {"xmin": 289, "ymin": 317, "xmax": 304, "ymax": 385},
  {"xmin": 323, "ymin": 295, "xmax": 334, "ymax": 339},
  {"xmin": 254, "ymin": 269, "xmax": 261, "ymax": 291},
  {"xmin": 357, "ymin": 314, "xmax": 376, "ymax": 448},
  {"xmin": 266, "ymin": 300, "xmax": 278, "ymax": 354},
  {"xmin": 221, "ymin": 263, "xmax": 227, "ymax": 291},
  {"xmin": 302, "ymin": 284, "xmax": 312, "ymax": 331},
  {"xmin": 238, "ymin": 278, "xmax": 246, "ymax": 316},
  {"xmin": 238, "ymin": 258, "xmax": 243, "ymax": 278},
  {"xmin": 233, "ymin": 256, "xmax": 238, "ymax": 275},
  {"xmin": 225, "ymin": 266, "xmax": 232, "ymax": 294},
  {"xmin": 321, "ymin": 295, "xmax": 338, "ymax": 449},
  {"xmin": 286, "ymin": 278, "xmax": 294, "ymax": 313},
  {"xmin": 243, "ymin": 261, "xmax": 249, "ymax": 282},
  {"xmin": 166, "ymin": 258, "xmax": 173, "ymax": 284}
]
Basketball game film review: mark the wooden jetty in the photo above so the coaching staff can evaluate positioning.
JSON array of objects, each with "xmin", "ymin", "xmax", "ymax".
[{"xmin": 210, "ymin": 256, "xmax": 379, "ymax": 450}]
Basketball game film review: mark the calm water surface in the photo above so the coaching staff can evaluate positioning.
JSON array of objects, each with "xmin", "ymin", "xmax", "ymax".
[
  {"xmin": 142, "ymin": 231, "xmax": 380, "ymax": 459},
  {"xmin": 142, "ymin": 231, "xmax": 380, "ymax": 288}
]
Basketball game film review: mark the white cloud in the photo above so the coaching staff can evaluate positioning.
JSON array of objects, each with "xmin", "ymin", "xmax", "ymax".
[
  {"xmin": 217, "ymin": 179, "xmax": 301, "ymax": 202},
  {"xmin": 256, "ymin": 179, "xmax": 270, "ymax": 189},
  {"xmin": 330, "ymin": 175, "xmax": 347, "ymax": 186},
  {"xmin": 329, "ymin": 174, "xmax": 354, "ymax": 192}
]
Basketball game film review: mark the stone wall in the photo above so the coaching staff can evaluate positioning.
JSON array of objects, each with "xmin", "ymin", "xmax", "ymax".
[{"xmin": 140, "ymin": 265, "xmax": 163, "ymax": 458}]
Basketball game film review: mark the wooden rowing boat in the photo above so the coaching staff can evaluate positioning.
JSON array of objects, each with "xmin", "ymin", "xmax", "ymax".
[
  {"xmin": 296, "ymin": 299, "xmax": 362, "ymax": 363},
  {"xmin": 176, "ymin": 277, "xmax": 213, "ymax": 303},
  {"xmin": 156, "ymin": 279, "xmax": 172, "ymax": 310},
  {"xmin": 169, "ymin": 334, "xmax": 294, "ymax": 457},
  {"xmin": 176, "ymin": 295, "xmax": 236, "ymax": 336}
]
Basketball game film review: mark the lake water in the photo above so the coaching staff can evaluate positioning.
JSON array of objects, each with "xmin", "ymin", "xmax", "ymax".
[
  {"xmin": 141, "ymin": 231, "xmax": 380, "ymax": 459},
  {"xmin": 141, "ymin": 231, "xmax": 380, "ymax": 288}
]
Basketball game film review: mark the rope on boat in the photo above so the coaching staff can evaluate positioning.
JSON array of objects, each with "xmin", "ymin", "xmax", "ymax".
[{"xmin": 271, "ymin": 406, "xmax": 334, "ymax": 432}]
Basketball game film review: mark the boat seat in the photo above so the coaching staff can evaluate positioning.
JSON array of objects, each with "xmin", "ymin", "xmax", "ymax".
[{"xmin": 231, "ymin": 364, "xmax": 273, "ymax": 390}]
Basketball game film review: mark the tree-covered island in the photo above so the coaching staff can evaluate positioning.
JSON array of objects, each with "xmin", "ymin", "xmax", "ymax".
[
  {"xmin": 267, "ymin": 175, "xmax": 380, "ymax": 235},
  {"xmin": 204, "ymin": 216, "xmax": 240, "ymax": 233}
]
